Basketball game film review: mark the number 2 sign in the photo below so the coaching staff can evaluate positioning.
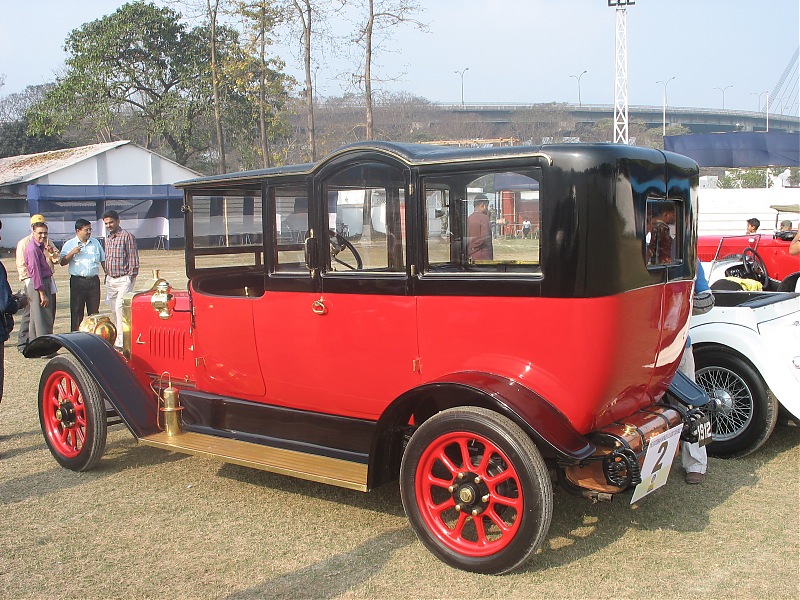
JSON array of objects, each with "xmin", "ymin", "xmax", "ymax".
[{"xmin": 630, "ymin": 425, "xmax": 683, "ymax": 504}]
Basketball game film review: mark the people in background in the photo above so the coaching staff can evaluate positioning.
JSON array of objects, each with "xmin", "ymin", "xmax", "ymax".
[
  {"xmin": 522, "ymin": 217, "xmax": 532, "ymax": 239},
  {"xmin": 790, "ymin": 230, "xmax": 800, "ymax": 256},
  {"xmin": 0, "ymin": 219, "xmax": 28, "ymax": 413},
  {"xmin": 746, "ymin": 217, "xmax": 760, "ymax": 234},
  {"xmin": 682, "ymin": 260, "xmax": 714, "ymax": 485},
  {"xmin": 779, "ymin": 219, "xmax": 792, "ymax": 231},
  {"xmin": 103, "ymin": 210, "xmax": 139, "ymax": 347},
  {"xmin": 61, "ymin": 219, "xmax": 106, "ymax": 331},
  {"xmin": 467, "ymin": 194, "xmax": 493, "ymax": 260},
  {"xmin": 15, "ymin": 214, "xmax": 59, "ymax": 353},
  {"xmin": 23, "ymin": 222, "xmax": 56, "ymax": 344}
]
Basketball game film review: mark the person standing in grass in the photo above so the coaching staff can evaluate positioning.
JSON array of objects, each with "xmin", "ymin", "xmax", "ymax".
[
  {"xmin": 102, "ymin": 210, "xmax": 139, "ymax": 346},
  {"xmin": 0, "ymin": 219, "xmax": 28, "ymax": 411},
  {"xmin": 61, "ymin": 219, "xmax": 105, "ymax": 331}
]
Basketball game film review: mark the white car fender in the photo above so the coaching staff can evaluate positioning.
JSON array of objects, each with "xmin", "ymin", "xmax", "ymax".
[{"xmin": 690, "ymin": 316, "xmax": 800, "ymax": 420}]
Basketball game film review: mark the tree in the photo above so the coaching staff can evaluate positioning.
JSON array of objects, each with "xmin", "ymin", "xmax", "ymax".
[
  {"xmin": 0, "ymin": 85, "xmax": 70, "ymax": 158},
  {"xmin": 26, "ymin": 2, "xmax": 216, "ymax": 166},
  {"xmin": 719, "ymin": 168, "xmax": 772, "ymax": 189},
  {"xmin": 231, "ymin": 0, "xmax": 288, "ymax": 167},
  {"xmin": 350, "ymin": 0, "xmax": 425, "ymax": 140},
  {"xmin": 288, "ymin": 0, "xmax": 319, "ymax": 160}
]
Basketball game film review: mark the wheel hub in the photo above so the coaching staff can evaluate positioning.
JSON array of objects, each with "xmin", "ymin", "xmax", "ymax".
[
  {"xmin": 54, "ymin": 402, "xmax": 77, "ymax": 427},
  {"xmin": 712, "ymin": 389, "xmax": 734, "ymax": 416},
  {"xmin": 450, "ymin": 471, "xmax": 490, "ymax": 516}
]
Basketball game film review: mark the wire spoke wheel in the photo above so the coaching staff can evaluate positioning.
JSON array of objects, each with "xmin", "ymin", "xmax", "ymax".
[{"xmin": 694, "ymin": 348, "xmax": 776, "ymax": 458}]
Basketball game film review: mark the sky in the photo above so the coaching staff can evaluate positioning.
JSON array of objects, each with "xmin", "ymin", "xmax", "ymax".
[{"xmin": 1, "ymin": 0, "xmax": 798, "ymax": 116}]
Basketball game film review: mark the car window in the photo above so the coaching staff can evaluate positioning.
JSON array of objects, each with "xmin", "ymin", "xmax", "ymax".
[
  {"xmin": 423, "ymin": 168, "xmax": 542, "ymax": 274},
  {"xmin": 323, "ymin": 161, "xmax": 407, "ymax": 273},
  {"xmin": 274, "ymin": 185, "xmax": 311, "ymax": 273},
  {"xmin": 190, "ymin": 192, "xmax": 263, "ymax": 270},
  {"xmin": 646, "ymin": 198, "xmax": 683, "ymax": 266}
]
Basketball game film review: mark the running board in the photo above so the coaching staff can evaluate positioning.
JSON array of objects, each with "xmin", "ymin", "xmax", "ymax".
[{"xmin": 139, "ymin": 431, "xmax": 368, "ymax": 492}]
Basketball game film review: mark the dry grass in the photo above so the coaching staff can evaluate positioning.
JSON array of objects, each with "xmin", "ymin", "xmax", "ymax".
[{"xmin": 1, "ymin": 250, "xmax": 798, "ymax": 599}]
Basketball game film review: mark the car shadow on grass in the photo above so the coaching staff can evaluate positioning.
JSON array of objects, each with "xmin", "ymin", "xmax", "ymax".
[
  {"xmin": 223, "ymin": 527, "xmax": 417, "ymax": 600},
  {"xmin": 0, "ymin": 435, "xmax": 190, "ymax": 506},
  {"xmin": 210, "ymin": 424, "xmax": 798, "ymax": 576},
  {"xmin": 517, "ymin": 423, "xmax": 799, "ymax": 573}
]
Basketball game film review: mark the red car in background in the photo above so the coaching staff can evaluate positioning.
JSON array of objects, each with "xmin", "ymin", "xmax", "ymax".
[{"xmin": 697, "ymin": 204, "xmax": 800, "ymax": 290}]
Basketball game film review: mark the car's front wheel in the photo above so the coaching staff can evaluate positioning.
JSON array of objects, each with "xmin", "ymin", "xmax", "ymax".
[
  {"xmin": 694, "ymin": 347, "xmax": 777, "ymax": 458},
  {"xmin": 38, "ymin": 355, "xmax": 107, "ymax": 471},
  {"xmin": 400, "ymin": 407, "xmax": 552, "ymax": 574}
]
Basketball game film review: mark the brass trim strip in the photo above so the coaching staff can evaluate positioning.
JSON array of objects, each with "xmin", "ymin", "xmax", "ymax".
[{"xmin": 139, "ymin": 431, "xmax": 368, "ymax": 492}]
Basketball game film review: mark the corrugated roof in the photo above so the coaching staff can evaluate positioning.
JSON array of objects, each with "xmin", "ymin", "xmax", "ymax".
[{"xmin": 0, "ymin": 141, "xmax": 130, "ymax": 186}]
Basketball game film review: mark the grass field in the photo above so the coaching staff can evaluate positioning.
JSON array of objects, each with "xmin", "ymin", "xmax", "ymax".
[{"xmin": 1, "ymin": 250, "xmax": 798, "ymax": 599}]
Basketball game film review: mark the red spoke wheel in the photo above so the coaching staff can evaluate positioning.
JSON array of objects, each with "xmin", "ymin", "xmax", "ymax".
[
  {"xmin": 400, "ymin": 407, "xmax": 552, "ymax": 574},
  {"xmin": 38, "ymin": 355, "xmax": 107, "ymax": 471}
]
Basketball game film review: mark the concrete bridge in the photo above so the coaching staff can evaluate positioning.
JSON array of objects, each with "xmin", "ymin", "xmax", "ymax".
[{"xmin": 437, "ymin": 103, "xmax": 800, "ymax": 134}]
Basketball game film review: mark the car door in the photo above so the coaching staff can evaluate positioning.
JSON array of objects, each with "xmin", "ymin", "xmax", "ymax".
[{"xmin": 256, "ymin": 161, "xmax": 420, "ymax": 420}]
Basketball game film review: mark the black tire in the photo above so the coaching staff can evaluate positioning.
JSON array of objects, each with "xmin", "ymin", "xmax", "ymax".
[
  {"xmin": 694, "ymin": 347, "xmax": 777, "ymax": 458},
  {"xmin": 399, "ymin": 407, "xmax": 552, "ymax": 574},
  {"xmin": 38, "ymin": 354, "xmax": 107, "ymax": 471}
]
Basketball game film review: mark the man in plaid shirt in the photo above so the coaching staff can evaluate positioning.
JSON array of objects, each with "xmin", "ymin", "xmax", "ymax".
[{"xmin": 102, "ymin": 210, "xmax": 139, "ymax": 346}]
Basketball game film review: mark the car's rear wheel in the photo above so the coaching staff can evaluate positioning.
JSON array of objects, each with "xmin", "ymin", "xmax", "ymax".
[
  {"xmin": 39, "ymin": 355, "xmax": 107, "ymax": 471},
  {"xmin": 694, "ymin": 347, "xmax": 777, "ymax": 458},
  {"xmin": 400, "ymin": 407, "xmax": 552, "ymax": 574}
]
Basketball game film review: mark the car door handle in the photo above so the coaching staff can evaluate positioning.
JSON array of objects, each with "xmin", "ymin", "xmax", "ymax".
[{"xmin": 311, "ymin": 299, "xmax": 327, "ymax": 315}]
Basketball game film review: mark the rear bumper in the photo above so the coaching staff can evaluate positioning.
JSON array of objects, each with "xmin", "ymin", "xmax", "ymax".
[{"xmin": 563, "ymin": 406, "xmax": 686, "ymax": 495}]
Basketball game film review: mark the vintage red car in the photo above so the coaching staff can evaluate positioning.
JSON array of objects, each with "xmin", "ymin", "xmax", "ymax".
[
  {"xmin": 697, "ymin": 204, "xmax": 800, "ymax": 290},
  {"xmin": 27, "ymin": 142, "xmax": 708, "ymax": 574}
]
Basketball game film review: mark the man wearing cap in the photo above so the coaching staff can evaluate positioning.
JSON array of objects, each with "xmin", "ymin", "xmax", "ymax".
[
  {"xmin": 15, "ymin": 214, "xmax": 59, "ymax": 353},
  {"xmin": 102, "ymin": 210, "xmax": 139, "ymax": 347},
  {"xmin": 61, "ymin": 219, "xmax": 105, "ymax": 331},
  {"xmin": 467, "ymin": 194, "xmax": 493, "ymax": 261}
]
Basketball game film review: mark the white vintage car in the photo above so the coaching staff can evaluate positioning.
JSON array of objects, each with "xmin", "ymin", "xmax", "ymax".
[{"xmin": 690, "ymin": 286, "xmax": 800, "ymax": 457}]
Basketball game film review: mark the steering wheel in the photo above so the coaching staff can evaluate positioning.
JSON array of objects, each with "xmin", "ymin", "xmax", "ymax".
[
  {"xmin": 741, "ymin": 247, "xmax": 767, "ymax": 286},
  {"xmin": 329, "ymin": 230, "xmax": 363, "ymax": 270}
]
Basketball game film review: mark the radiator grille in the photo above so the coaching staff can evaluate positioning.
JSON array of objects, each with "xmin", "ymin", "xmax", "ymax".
[{"xmin": 148, "ymin": 327, "xmax": 187, "ymax": 360}]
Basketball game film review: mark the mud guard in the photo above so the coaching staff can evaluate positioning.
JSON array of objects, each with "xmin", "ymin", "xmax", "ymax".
[
  {"xmin": 25, "ymin": 333, "xmax": 159, "ymax": 438},
  {"xmin": 387, "ymin": 371, "xmax": 596, "ymax": 462},
  {"xmin": 665, "ymin": 370, "xmax": 711, "ymax": 407}
]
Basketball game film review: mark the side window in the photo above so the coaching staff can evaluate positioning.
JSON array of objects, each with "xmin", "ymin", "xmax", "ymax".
[
  {"xmin": 324, "ymin": 162, "xmax": 407, "ymax": 273},
  {"xmin": 274, "ymin": 185, "xmax": 310, "ymax": 273},
  {"xmin": 646, "ymin": 199, "xmax": 683, "ymax": 266},
  {"xmin": 191, "ymin": 193, "xmax": 262, "ymax": 249},
  {"xmin": 189, "ymin": 191, "xmax": 263, "ymax": 270},
  {"xmin": 423, "ymin": 168, "xmax": 542, "ymax": 274}
]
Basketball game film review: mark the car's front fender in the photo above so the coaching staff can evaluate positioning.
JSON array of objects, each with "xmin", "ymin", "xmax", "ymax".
[{"xmin": 25, "ymin": 333, "xmax": 159, "ymax": 437}]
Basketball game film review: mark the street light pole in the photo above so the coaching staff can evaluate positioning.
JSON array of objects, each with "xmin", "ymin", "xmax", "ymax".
[
  {"xmin": 454, "ymin": 68, "xmax": 469, "ymax": 107},
  {"xmin": 656, "ymin": 77, "xmax": 675, "ymax": 137},
  {"xmin": 570, "ymin": 70, "xmax": 587, "ymax": 107},
  {"xmin": 751, "ymin": 91, "xmax": 769, "ymax": 131},
  {"xmin": 714, "ymin": 84, "xmax": 733, "ymax": 110}
]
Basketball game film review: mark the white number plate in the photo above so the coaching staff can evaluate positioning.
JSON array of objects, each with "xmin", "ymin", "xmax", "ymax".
[{"xmin": 630, "ymin": 424, "xmax": 682, "ymax": 504}]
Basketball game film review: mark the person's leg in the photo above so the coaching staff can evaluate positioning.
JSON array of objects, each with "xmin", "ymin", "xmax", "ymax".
[
  {"xmin": 678, "ymin": 346, "xmax": 708, "ymax": 479},
  {"xmin": 87, "ymin": 278, "xmax": 101, "ymax": 317},
  {"xmin": 106, "ymin": 276, "xmax": 129, "ymax": 346},
  {"xmin": 69, "ymin": 278, "xmax": 82, "ymax": 332},
  {"xmin": 17, "ymin": 278, "xmax": 30, "ymax": 352}
]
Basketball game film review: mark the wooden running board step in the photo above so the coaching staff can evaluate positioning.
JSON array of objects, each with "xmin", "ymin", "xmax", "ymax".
[{"xmin": 139, "ymin": 431, "xmax": 368, "ymax": 492}]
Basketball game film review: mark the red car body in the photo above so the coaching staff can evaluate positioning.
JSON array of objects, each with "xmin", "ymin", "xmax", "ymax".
[{"xmin": 30, "ymin": 142, "xmax": 705, "ymax": 574}]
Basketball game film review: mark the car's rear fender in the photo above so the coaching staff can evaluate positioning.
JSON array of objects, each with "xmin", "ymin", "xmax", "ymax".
[
  {"xmin": 367, "ymin": 371, "xmax": 597, "ymax": 488},
  {"xmin": 25, "ymin": 333, "xmax": 159, "ymax": 438}
]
